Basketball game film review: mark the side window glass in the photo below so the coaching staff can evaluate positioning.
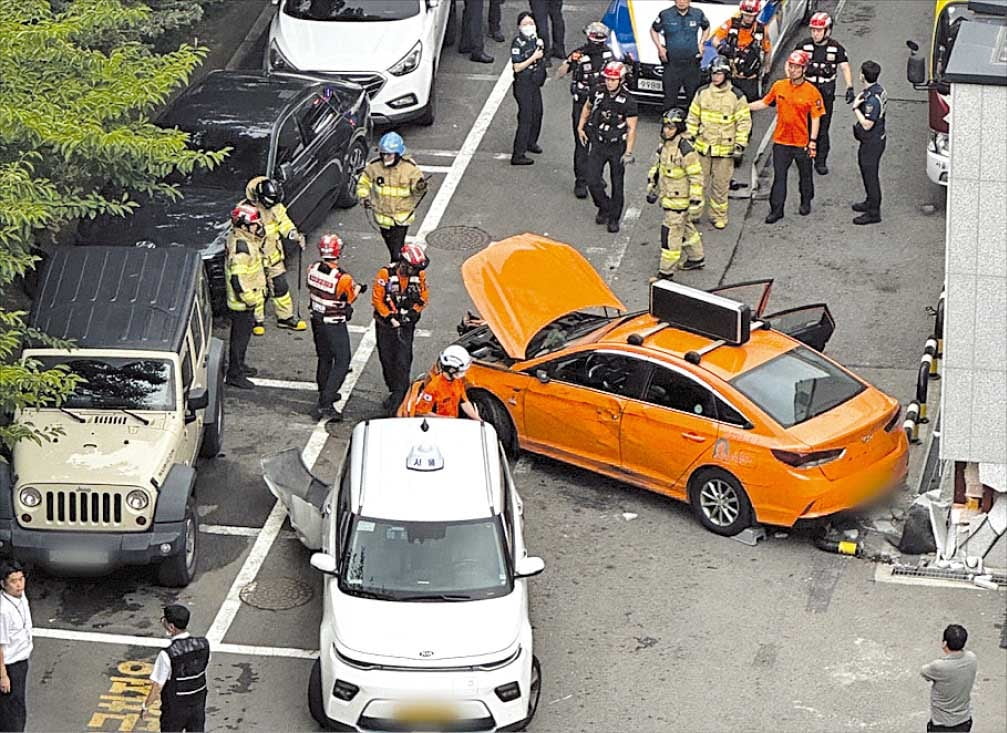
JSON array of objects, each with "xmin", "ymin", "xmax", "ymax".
[
  {"xmin": 276, "ymin": 116, "xmax": 304, "ymax": 165},
  {"xmin": 547, "ymin": 352, "xmax": 643, "ymax": 398},
  {"xmin": 715, "ymin": 397, "xmax": 750, "ymax": 427},
  {"xmin": 644, "ymin": 367, "xmax": 717, "ymax": 418},
  {"xmin": 336, "ymin": 461, "xmax": 352, "ymax": 551},
  {"xmin": 189, "ymin": 304, "xmax": 204, "ymax": 359},
  {"xmin": 181, "ymin": 340, "xmax": 194, "ymax": 390},
  {"xmin": 300, "ymin": 97, "xmax": 335, "ymax": 140}
]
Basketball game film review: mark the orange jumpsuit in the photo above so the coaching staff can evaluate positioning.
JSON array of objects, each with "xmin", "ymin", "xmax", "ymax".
[{"xmin": 411, "ymin": 372, "xmax": 467, "ymax": 418}]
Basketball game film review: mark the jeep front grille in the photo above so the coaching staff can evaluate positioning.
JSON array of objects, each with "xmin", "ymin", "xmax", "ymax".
[{"xmin": 45, "ymin": 489, "xmax": 123, "ymax": 526}]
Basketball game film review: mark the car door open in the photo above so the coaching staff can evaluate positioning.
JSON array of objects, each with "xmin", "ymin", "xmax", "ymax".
[{"xmin": 763, "ymin": 304, "xmax": 836, "ymax": 352}]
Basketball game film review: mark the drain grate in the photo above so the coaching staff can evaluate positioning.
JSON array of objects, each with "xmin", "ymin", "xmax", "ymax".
[
  {"xmin": 890, "ymin": 565, "xmax": 1007, "ymax": 586},
  {"xmin": 239, "ymin": 577, "xmax": 314, "ymax": 610},
  {"xmin": 425, "ymin": 226, "xmax": 491, "ymax": 251}
]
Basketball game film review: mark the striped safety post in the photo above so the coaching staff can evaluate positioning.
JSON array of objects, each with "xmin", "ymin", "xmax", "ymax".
[
  {"xmin": 934, "ymin": 290, "xmax": 945, "ymax": 360},
  {"xmin": 904, "ymin": 401, "xmax": 921, "ymax": 444},
  {"xmin": 925, "ymin": 338, "xmax": 940, "ymax": 381},
  {"xmin": 916, "ymin": 354, "xmax": 931, "ymax": 424}
]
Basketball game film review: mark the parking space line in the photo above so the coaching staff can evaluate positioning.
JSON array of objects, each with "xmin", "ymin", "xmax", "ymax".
[
  {"xmin": 200, "ymin": 523, "xmax": 298, "ymax": 540},
  {"xmin": 419, "ymin": 164, "xmax": 453, "ymax": 174},
  {"xmin": 604, "ymin": 206, "xmax": 641, "ymax": 279},
  {"xmin": 332, "ymin": 322, "xmax": 377, "ymax": 416},
  {"xmin": 248, "ymin": 377, "xmax": 316, "ymax": 392},
  {"xmin": 34, "ymin": 627, "xmax": 317, "ymax": 659}
]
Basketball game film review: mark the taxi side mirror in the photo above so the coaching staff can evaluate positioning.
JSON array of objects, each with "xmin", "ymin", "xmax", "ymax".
[
  {"xmin": 515, "ymin": 556, "xmax": 545, "ymax": 578},
  {"xmin": 534, "ymin": 369, "xmax": 550, "ymax": 384}
]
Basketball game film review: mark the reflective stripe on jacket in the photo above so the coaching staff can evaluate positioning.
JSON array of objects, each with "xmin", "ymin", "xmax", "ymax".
[
  {"xmin": 225, "ymin": 231, "xmax": 267, "ymax": 312},
  {"xmin": 648, "ymin": 137, "xmax": 704, "ymax": 212},
  {"xmin": 307, "ymin": 262, "xmax": 357, "ymax": 320},
  {"xmin": 356, "ymin": 157, "xmax": 424, "ymax": 228},
  {"xmin": 686, "ymin": 83, "xmax": 752, "ymax": 156}
]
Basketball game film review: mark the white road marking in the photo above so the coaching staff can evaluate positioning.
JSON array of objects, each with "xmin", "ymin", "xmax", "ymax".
[
  {"xmin": 249, "ymin": 377, "xmax": 317, "ymax": 392},
  {"xmin": 604, "ymin": 206, "xmax": 641, "ymax": 279},
  {"xmin": 415, "ymin": 62, "xmax": 515, "ymax": 243},
  {"xmin": 200, "ymin": 524, "xmax": 297, "ymax": 540},
  {"xmin": 33, "ymin": 627, "xmax": 317, "ymax": 659},
  {"xmin": 418, "ymin": 164, "xmax": 453, "ymax": 174},
  {"xmin": 410, "ymin": 148, "xmax": 460, "ymax": 158},
  {"xmin": 438, "ymin": 72, "xmax": 500, "ymax": 82},
  {"xmin": 331, "ymin": 323, "xmax": 377, "ymax": 416}
]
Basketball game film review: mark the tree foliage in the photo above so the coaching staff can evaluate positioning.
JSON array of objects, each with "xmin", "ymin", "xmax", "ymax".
[{"xmin": 0, "ymin": 0, "xmax": 227, "ymax": 453}]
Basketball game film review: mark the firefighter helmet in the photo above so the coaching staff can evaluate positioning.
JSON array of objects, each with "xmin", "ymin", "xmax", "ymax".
[
  {"xmin": 787, "ymin": 50, "xmax": 810, "ymax": 67},
  {"xmin": 379, "ymin": 131, "xmax": 406, "ymax": 155},
  {"xmin": 809, "ymin": 11, "xmax": 832, "ymax": 30},
  {"xmin": 318, "ymin": 233, "xmax": 343, "ymax": 259},
  {"xmin": 400, "ymin": 243, "xmax": 428, "ymax": 269},
  {"xmin": 661, "ymin": 107, "xmax": 688, "ymax": 133},
  {"xmin": 231, "ymin": 203, "xmax": 261, "ymax": 229},
  {"xmin": 585, "ymin": 21, "xmax": 608, "ymax": 43},
  {"xmin": 739, "ymin": 0, "xmax": 761, "ymax": 13},
  {"xmin": 709, "ymin": 55, "xmax": 732, "ymax": 77},
  {"xmin": 601, "ymin": 61, "xmax": 625, "ymax": 80},
  {"xmin": 439, "ymin": 345, "xmax": 472, "ymax": 377}
]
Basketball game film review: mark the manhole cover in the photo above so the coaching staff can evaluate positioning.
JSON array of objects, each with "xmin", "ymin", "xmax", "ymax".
[
  {"xmin": 239, "ymin": 577, "xmax": 314, "ymax": 610},
  {"xmin": 425, "ymin": 226, "xmax": 491, "ymax": 251}
]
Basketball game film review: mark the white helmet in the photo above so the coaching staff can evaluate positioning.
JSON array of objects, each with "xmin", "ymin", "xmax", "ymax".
[{"xmin": 439, "ymin": 344, "xmax": 472, "ymax": 377}]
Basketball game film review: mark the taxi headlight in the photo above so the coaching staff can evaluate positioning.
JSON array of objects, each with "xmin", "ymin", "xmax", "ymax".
[
  {"xmin": 19, "ymin": 487, "xmax": 42, "ymax": 508},
  {"xmin": 126, "ymin": 490, "xmax": 149, "ymax": 511}
]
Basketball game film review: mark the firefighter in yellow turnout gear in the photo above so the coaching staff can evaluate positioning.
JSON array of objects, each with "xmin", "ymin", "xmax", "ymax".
[
  {"xmin": 242, "ymin": 176, "xmax": 306, "ymax": 335},
  {"xmin": 686, "ymin": 55, "xmax": 752, "ymax": 229},
  {"xmin": 647, "ymin": 108, "xmax": 705, "ymax": 278},
  {"xmin": 225, "ymin": 204, "xmax": 268, "ymax": 389},
  {"xmin": 356, "ymin": 132, "xmax": 427, "ymax": 263}
]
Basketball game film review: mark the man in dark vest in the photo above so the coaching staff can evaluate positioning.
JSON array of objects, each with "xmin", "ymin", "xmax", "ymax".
[{"xmin": 142, "ymin": 604, "xmax": 210, "ymax": 732}]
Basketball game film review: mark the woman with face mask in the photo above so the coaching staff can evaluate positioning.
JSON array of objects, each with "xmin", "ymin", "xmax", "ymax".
[{"xmin": 510, "ymin": 11, "xmax": 547, "ymax": 165}]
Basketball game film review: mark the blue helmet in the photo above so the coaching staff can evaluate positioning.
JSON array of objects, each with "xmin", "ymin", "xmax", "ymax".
[{"xmin": 378, "ymin": 132, "xmax": 406, "ymax": 155}]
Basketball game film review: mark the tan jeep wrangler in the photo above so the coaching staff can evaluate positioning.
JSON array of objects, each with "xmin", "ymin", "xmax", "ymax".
[{"xmin": 1, "ymin": 246, "xmax": 226, "ymax": 586}]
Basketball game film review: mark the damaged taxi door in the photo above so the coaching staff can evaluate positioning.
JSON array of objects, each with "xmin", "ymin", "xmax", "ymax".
[
  {"xmin": 261, "ymin": 449, "xmax": 331, "ymax": 550},
  {"xmin": 621, "ymin": 364, "xmax": 721, "ymax": 498},
  {"xmin": 522, "ymin": 350, "xmax": 647, "ymax": 469}
]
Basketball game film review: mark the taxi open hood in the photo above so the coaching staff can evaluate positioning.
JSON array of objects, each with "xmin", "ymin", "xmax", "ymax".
[{"xmin": 461, "ymin": 234, "xmax": 625, "ymax": 360}]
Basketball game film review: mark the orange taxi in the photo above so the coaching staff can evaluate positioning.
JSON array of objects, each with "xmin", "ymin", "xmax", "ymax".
[{"xmin": 403, "ymin": 234, "xmax": 909, "ymax": 536}]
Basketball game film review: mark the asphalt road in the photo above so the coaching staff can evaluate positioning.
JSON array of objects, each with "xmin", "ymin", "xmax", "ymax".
[{"xmin": 25, "ymin": 2, "xmax": 1005, "ymax": 732}]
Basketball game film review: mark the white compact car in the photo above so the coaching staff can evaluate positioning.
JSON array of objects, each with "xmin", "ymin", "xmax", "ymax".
[
  {"xmin": 263, "ymin": 417, "xmax": 544, "ymax": 732},
  {"xmin": 265, "ymin": 0, "xmax": 449, "ymax": 125}
]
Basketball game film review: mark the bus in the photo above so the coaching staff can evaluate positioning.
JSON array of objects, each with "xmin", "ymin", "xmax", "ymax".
[{"xmin": 907, "ymin": 0, "xmax": 1007, "ymax": 185}]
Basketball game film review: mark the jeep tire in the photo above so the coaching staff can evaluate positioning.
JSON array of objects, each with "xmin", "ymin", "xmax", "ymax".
[
  {"xmin": 157, "ymin": 498, "xmax": 199, "ymax": 587},
  {"xmin": 199, "ymin": 377, "xmax": 225, "ymax": 458}
]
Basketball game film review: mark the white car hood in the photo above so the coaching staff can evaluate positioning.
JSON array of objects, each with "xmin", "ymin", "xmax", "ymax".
[
  {"xmin": 273, "ymin": 12, "xmax": 422, "ymax": 72},
  {"xmin": 334, "ymin": 590, "xmax": 523, "ymax": 663}
]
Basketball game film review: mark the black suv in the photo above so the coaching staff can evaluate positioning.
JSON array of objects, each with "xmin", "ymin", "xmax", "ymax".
[{"xmin": 78, "ymin": 70, "xmax": 372, "ymax": 313}]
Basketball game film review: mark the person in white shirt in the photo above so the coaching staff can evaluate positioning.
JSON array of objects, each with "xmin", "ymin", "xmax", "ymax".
[
  {"xmin": 141, "ymin": 604, "xmax": 210, "ymax": 732},
  {"xmin": 0, "ymin": 560, "xmax": 32, "ymax": 733}
]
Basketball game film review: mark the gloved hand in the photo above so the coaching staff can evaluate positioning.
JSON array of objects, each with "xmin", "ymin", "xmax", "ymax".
[
  {"xmin": 845, "ymin": 87, "xmax": 856, "ymax": 104},
  {"xmin": 646, "ymin": 191, "xmax": 659, "ymax": 205},
  {"xmin": 807, "ymin": 140, "xmax": 817, "ymax": 159},
  {"xmin": 413, "ymin": 177, "xmax": 429, "ymax": 193},
  {"xmin": 362, "ymin": 199, "xmax": 372, "ymax": 209},
  {"xmin": 358, "ymin": 283, "xmax": 368, "ymax": 294},
  {"xmin": 732, "ymin": 143, "xmax": 745, "ymax": 161},
  {"xmin": 621, "ymin": 152, "xmax": 635, "ymax": 165}
]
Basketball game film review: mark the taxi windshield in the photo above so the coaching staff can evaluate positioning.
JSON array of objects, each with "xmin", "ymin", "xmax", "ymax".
[
  {"xmin": 339, "ymin": 516, "xmax": 512, "ymax": 601},
  {"xmin": 525, "ymin": 309, "xmax": 622, "ymax": 359},
  {"xmin": 730, "ymin": 347, "xmax": 864, "ymax": 428}
]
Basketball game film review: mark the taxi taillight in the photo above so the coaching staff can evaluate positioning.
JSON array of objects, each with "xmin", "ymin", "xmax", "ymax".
[
  {"xmin": 771, "ymin": 448, "xmax": 845, "ymax": 469},
  {"xmin": 883, "ymin": 405, "xmax": 902, "ymax": 433}
]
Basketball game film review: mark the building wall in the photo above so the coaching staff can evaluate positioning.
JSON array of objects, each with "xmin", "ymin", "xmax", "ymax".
[{"xmin": 940, "ymin": 82, "xmax": 1007, "ymax": 464}]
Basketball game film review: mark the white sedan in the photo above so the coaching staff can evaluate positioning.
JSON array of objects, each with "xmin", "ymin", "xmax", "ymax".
[{"xmin": 265, "ymin": 0, "xmax": 449, "ymax": 126}]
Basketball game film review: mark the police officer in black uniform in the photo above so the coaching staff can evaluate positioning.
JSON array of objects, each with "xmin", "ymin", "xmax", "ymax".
[
  {"xmin": 797, "ymin": 11, "xmax": 854, "ymax": 175},
  {"xmin": 852, "ymin": 60, "xmax": 887, "ymax": 225},
  {"xmin": 577, "ymin": 60, "xmax": 639, "ymax": 233},
  {"xmin": 142, "ymin": 604, "xmax": 209, "ymax": 732},
  {"xmin": 510, "ymin": 12, "xmax": 547, "ymax": 165},
  {"xmin": 555, "ymin": 21, "xmax": 613, "ymax": 198}
]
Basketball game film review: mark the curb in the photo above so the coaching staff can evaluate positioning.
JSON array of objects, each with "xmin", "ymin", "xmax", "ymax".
[{"xmin": 225, "ymin": 1, "xmax": 277, "ymax": 71}]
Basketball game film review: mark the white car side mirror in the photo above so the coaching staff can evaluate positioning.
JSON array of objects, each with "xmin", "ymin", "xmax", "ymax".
[
  {"xmin": 515, "ymin": 556, "xmax": 545, "ymax": 578},
  {"xmin": 310, "ymin": 552, "xmax": 338, "ymax": 575}
]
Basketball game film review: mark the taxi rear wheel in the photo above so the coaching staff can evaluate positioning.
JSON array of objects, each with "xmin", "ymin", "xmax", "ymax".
[
  {"xmin": 470, "ymin": 391, "xmax": 518, "ymax": 457},
  {"xmin": 689, "ymin": 468, "xmax": 752, "ymax": 536}
]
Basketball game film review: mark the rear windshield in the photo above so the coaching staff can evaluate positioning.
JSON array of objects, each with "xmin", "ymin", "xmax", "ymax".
[
  {"xmin": 284, "ymin": 0, "xmax": 420, "ymax": 21},
  {"xmin": 730, "ymin": 346, "xmax": 864, "ymax": 428}
]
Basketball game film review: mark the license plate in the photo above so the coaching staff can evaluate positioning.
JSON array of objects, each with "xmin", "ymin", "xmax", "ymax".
[
  {"xmin": 637, "ymin": 78, "xmax": 663, "ymax": 92},
  {"xmin": 49, "ymin": 549, "xmax": 108, "ymax": 566},
  {"xmin": 394, "ymin": 702, "xmax": 457, "ymax": 725}
]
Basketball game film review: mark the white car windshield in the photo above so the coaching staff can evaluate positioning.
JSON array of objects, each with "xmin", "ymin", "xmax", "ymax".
[
  {"xmin": 284, "ymin": 0, "xmax": 420, "ymax": 21},
  {"xmin": 340, "ymin": 516, "xmax": 512, "ymax": 601},
  {"xmin": 36, "ymin": 356, "xmax": 176, "ymax": 411}
]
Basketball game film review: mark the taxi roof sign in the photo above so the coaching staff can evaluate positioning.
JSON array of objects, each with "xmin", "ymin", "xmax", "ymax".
[
  {"xmin": 406, "ymin": 443, "xmax": 445, "ymax": 472},
  {"xmin": 650, "ymin": 279, "xmax": 751, "ymax": 346}
]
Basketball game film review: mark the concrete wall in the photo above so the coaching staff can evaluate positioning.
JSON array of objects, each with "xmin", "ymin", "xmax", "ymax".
[{"xmin": 940, "ymin": 82, "xmax": 1007, "ymax": 464}]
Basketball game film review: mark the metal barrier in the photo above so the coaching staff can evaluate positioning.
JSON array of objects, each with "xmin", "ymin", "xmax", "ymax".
[{"xmin": 905, "ymin": 291, "xmax": 946, "ymax": 445}]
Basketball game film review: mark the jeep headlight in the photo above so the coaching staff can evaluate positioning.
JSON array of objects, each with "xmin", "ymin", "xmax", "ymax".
[
  {"xmin": 126, "ymin": 490, "xmax": 149, "ymax": 511},
  {"xmin": 19, "ymin": 487, "xmax": 41, "ymax": 508},
  {"xmin": 389, "ymin": 41, "xmax": 422, "ymax": 76}
]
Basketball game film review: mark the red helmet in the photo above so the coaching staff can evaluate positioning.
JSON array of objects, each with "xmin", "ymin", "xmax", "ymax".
[
  {"xmin": 399, "ymin": 243, "xmax": 427, "ymax": 268},
  {"xmin": 739, "ymin": 0, "xmax": 760, "ymax": 13},
  {"xmin": 601, "ymin": 61, "xmax": 625, "ymax": 80},
  {"xmin": 809, "ymin": 11, "xmax": 832, "ymax": 30},
  {"xmin": 230, "ymin": 203, "xmax": 261, "ymax": 229},
  {"xmin": 787, "ymin": 50, "xmax": 810, "ymax": 67},
  {"xmin": 318, "ymin": 233, "xmax": 343, "ymax": 259}
]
